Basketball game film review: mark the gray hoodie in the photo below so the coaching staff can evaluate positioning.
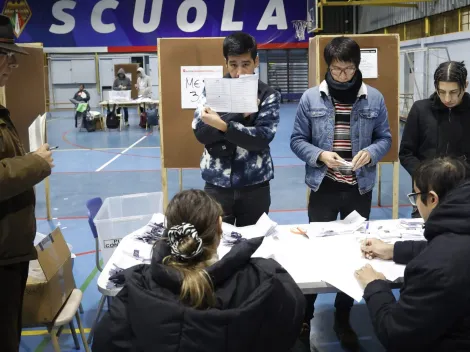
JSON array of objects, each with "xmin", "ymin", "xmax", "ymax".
[{"xmin": 113, "ymin": 68, "xmax": 131, "ymax": 90}]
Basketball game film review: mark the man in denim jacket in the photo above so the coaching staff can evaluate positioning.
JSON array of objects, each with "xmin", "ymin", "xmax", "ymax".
[{"xmin": 290, "ymin": 37, "xmax": 391, "ymax": 351}]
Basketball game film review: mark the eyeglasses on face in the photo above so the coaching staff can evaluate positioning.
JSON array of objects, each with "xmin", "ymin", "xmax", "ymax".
[
  {"xmin": 407, "ymin": 192, "xmax": 424, "ymax": 206},
  {"xmin": 329, "ymin": 66, "xmax": 356, "ymax": 77}
]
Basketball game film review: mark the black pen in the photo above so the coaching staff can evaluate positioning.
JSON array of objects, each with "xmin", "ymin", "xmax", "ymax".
[{"xmin": 48, "ymin": 146, "xmax": 59, "ymax": 151}]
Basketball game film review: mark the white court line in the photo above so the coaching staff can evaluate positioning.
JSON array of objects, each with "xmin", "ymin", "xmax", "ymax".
[
  {"xmin": 95, "ymin": 136, "xmax": 147, "ymax": 172},
  {"xmin": 56, "ymin": 146, "xmax": 160, "ymax": 152}
]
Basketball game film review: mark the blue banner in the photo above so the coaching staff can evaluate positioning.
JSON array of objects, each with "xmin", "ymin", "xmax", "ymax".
[{"xmin": 0, "ymin": 0, "xmax": 307, "ymax": 47}]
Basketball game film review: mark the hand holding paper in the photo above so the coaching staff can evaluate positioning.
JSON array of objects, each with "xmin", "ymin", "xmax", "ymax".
[
  {"xmin": 352, "ymin": 150, "xmax": 371, "ymax": 171},
  {"xmin": 201, "ymin": 107, "xmax": 227, "ymax": 132},
  {"xmin": 34, "ymin": 144, "xmax": 55, "ymax": 169}
]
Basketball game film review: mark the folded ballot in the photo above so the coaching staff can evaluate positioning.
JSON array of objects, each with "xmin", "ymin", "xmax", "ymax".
[
  {"xmin": 256, "ymin": 213, "xmax": 278, "ymax": 237},
  {"xmin": 308, "ymin": 211, "xmax": 366, "ymax": 238}
]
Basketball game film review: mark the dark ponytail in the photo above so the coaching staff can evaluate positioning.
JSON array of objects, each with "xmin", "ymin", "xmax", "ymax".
[{"xmin": 162, "ymin": 190, "xmax": 223, "ymax": 309}]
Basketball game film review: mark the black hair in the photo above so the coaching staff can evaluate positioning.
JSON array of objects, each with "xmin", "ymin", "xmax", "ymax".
[
  {"xmin": 324, "ymin": 37, "xmax": 361, "ymax": 68},
  {"xmin": 223, "ymin": 32, "xmax": 257, "ymax": 61},
  {"xmin": 434, "ymin": 61, "xmax": 468, "ymax": 92},
  {"xmin": 413, "ymin": 157, "xmax": 467, "ymax": 205}
]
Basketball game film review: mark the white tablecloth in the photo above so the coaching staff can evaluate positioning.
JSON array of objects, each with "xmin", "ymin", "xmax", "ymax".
[{"xmin": 97, "ymin": 220, "xmax": 421, "ymax": 301}]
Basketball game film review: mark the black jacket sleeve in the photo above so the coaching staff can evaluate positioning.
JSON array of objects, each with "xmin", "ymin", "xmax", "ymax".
[
  {"xmin": 363, "ymin": 262, "xmax": 467, "ymax": 352},
  {"xmin": 399, "ymin": 103, "xmax": 421, "ymax": 176},
  {"xmin": 393, "ymin": 241, "xmax": 427, "ymax": 265},
  {"xmin": 92, "ymin": 288, "xmax": 133, "ymax": 352},
  {"xmin": 224, "ymin": 92, "xmax": 280, "ymax": 151},
  {"xmin": 192, "ymin": 89, "xmax": 247, "ymax": 146}
]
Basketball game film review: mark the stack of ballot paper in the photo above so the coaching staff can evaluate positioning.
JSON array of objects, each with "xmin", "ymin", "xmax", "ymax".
[
  {"xmin": 308, "ymin": 211, "xmax": 366, "ymax": 238},
  {"xmin": 256, "ymin": 213, "xmax": 278, "ymax": 237},
  {"xmin": 399, "ymin": 219, "xmax": 425, "ymax": 240}
]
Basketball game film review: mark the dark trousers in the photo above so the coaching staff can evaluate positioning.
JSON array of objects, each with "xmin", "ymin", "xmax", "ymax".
[
  {"xmin": 304, "ymin": 182, "xmax": 372, "ymax": 322},
  {"xmin": 204, "ymin": 182, "xmax": 271, "ymax": 227},
  {"xmin": 0, "ymin": 262, "xmax": 29, "ymax": 352},
  {"xmin": 117, "ymin": 107, "xmax": 129, "ymax": 122}
]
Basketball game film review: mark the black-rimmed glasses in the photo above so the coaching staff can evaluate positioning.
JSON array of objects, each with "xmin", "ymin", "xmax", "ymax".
[{"xmin": 407, "ymin": 192, "xmax": 424, "ymax": 206}]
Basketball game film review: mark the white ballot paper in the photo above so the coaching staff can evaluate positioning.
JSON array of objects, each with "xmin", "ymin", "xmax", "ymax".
[
  {"xmin": 204, "ymin": 74, "xmax": 259, "ymax": 113},
  {"xmin": 315, "ymin": 236, "xmax": 405, "ymax": 302},
  {"xmin": 28, "ymin": 113, "xmax": 47, "ymax": 152},
  {"xmin": 308, "ymin": 210, "xmax": 366, "ymax": 238}
]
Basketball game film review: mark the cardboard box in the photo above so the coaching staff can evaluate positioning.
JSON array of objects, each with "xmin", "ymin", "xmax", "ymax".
[{"xmin": 22, "ymin": 228, "xmax": 75, "ymax": 326}]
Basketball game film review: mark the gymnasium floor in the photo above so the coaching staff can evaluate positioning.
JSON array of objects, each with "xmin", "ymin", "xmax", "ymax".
[{"xmin": 22, "ymin": 103, "xmax": 412, "ymax": 352}]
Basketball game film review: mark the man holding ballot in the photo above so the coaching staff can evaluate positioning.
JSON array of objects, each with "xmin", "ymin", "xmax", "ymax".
[
  {"xmin": 192, "ymin": 32, "xmax": 280, "ymax": 227},
  {"xmin": 290, "ymin": 37, "xmax": 392, "ymax": 351}
]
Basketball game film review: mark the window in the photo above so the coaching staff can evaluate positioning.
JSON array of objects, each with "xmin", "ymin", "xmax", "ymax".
[
  {"xmin": 430, "ymin": 11, "xmax": 459, "ymax": 36},
  {"xmin": 462, "ymin": 7, "xmax": 470, "ymax": 31},
  {"xmin": 405, "ymin": 20, "xmax": 424, "ymax": 40}
]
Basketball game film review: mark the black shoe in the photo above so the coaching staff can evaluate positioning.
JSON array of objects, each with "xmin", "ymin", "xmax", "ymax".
[{"xmin": 334, "ymin": 311, "xmax": 360, "ymax": 352}]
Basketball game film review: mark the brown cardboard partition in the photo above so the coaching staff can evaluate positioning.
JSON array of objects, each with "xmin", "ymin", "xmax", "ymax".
[
  {"xmin": 4, "ymin": 45, "xmax": 46, "ymax": 151},
  {"xmin": 114, "ymin": 63, "xmax": 139, "ymax": 99},
  {"xmin": 309, "ymin": 35, "xmax": 400, "ymax": 163},
  {"xmin": 22, "ymin": 228, "xmax": 75, "ymax": 326},
  {"xmin": 158, "ymin": 38, "xmax": 226, "ymax": 168}
]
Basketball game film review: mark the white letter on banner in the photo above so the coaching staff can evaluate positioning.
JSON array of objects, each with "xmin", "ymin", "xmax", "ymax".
[
  {"xmin": 221, "ymin": 0, "xmax": 242, "ymax": 31},
  {"xmin": 133, "ymin": 0, "xmax": 163, "ymax": 33},
  {"xmin": 177, "ymin": 0, "xmax": 207, "ymax": 33},
  {"xmin": 91, "ymin": 0, "xmax": 119, "ymax": 34},
  {"xmin": 257, "ymin": 0, "xmax": 287, "ymax": 30},
  {"xmin": 50, "ymin": 0, "xmax": 76, "ymax": 34}
]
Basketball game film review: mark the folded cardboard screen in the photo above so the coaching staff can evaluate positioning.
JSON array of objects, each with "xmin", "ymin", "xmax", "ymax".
[{"xmin": 22, "ymin": 227, "xmax": 75, "ymax": 326}]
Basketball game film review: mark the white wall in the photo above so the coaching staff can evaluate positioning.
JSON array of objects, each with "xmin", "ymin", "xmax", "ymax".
[{"xmin": 400, "ymin": 32, "xmax": 470, "ymax": 102}]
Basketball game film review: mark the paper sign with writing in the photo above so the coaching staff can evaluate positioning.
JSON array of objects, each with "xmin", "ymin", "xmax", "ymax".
[{"xmin": 180, "ymin": 66, "xmax": 223, "ymax": 109}]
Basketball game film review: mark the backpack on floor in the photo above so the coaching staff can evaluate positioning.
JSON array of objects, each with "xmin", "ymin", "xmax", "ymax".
[
  {"xmin": 146, "ymin": 106, "xmax": 158, "ymax": 127},
  {"xmin": 82, "ymin": 111, "xmax": 96, "ymax": 132},
  {"xmin": 106, "ymin": 103, "xmax": 119, "ymax": 129},
  {"xmin": 139, "ymin": 111, "xmax": 147, "ymax": 129}
]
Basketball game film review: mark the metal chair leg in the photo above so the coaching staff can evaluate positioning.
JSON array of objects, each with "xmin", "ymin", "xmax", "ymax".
[
  {"xmin": 69, "ymin": 321, "xmax": 80, "ymax": 350},
  {"xmin": 79, "ymin": 303, "xmax": 84, "ymax": 314},
  {"xmin": 87, "ymin": 295, "xmax": 106, "ymax": 345},
  {"xmin": 76, "ymin": 312, "xmax": 91, "ymax": 352}
]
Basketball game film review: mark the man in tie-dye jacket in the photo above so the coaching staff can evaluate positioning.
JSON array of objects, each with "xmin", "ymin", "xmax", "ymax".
[{"xmin": 192, "ymin": 32, "xmax": 280, "ymax": 227}]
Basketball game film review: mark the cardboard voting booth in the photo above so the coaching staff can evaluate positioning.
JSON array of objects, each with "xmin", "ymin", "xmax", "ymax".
[{"xmin": 22, "ymin": 228, "xmax": 75, "ymax": 326}]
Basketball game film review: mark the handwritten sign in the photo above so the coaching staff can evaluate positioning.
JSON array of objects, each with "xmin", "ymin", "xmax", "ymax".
[{"xmin": 180, "ymin": 66, "xmax": 223, "ymax": 109}]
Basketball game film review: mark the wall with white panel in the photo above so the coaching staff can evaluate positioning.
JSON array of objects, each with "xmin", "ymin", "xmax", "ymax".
[{"xmin": 400, "ymin": 31, "xmax": 470, "ymax": 103}]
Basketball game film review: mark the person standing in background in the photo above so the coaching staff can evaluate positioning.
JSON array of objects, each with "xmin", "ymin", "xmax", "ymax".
[
  {"xmin": 290, "ymin": 37, "xmax": 392, "ymax": 351},
  {"xmin": 192, "ymin": 32, "xmax": 280, "ymax": 227},
  {"xmin": 399, "ymin": 61, "xmax": 470, "ymax": 218},
  {"xmin": 136, "ymin": 67, "xmax": 152, "ymax": 115},
  {"xmin": 113, "ymin": 68, "xmax": 131, "ymax": 127},
  {"xmin": 0, "ymin": 14, "xmax": 55, "ymax": 352}
]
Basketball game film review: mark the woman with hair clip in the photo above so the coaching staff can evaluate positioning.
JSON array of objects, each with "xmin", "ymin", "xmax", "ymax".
[
  {"xmin": 400, "ymin": 61, "xmax": 470, "ymax": 218},
  {"xmin": 92, "ymin": 189, "xmax": 306, "ymax": 352}
]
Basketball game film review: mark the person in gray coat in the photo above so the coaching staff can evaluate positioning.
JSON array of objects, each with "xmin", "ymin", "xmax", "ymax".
[
  {"xmin": 113, "ymin": 68, "xmax": 131, "ymax": 126},
  {"xmin": 136, "ymin": 67, "xmax": 152, "ymax": 114}
]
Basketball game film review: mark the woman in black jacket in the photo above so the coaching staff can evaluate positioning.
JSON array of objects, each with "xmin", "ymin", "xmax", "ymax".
[
  {"xmin": 357, "ymin": 157, "xmax": 470, "ymax": 351},
  {"xmin": 92, "ymin": 189, "xmax": 306, "ymax": 352},
  {"xmin": 399, "ymin": 61, "xmax": 470, "ymax": 217}
]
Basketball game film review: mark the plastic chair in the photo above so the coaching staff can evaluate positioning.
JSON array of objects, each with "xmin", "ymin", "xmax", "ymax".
[
  {"xmin": 85, "ymin": 197, "xmax": 111, "ymax": 345},
  {"xmin": 48, "ymin": 289, "xmax": 90, "ymax": 352}
]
